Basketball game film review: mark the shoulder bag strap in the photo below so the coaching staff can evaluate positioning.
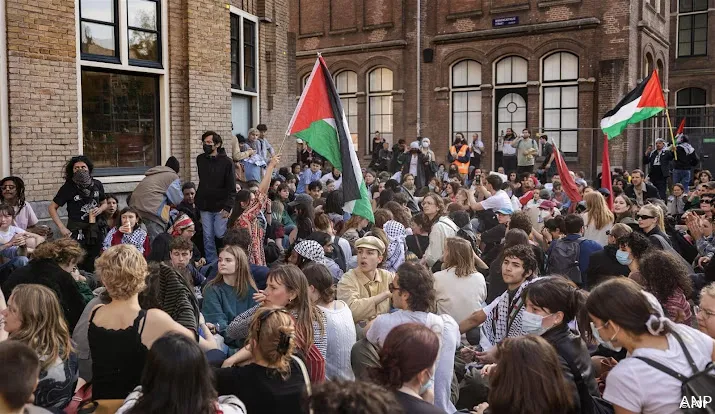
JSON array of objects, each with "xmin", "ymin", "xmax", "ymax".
[
  {"xmin": 633, "ymin": 356, "xmax": 688, "ymax": 382},
  {"xmin": 291, "ymin": 355, "xmax": 313, "ymax": 413},
  {"xmin": 669, "ymin": 329, "xmax": 699, "ymax": 375}
]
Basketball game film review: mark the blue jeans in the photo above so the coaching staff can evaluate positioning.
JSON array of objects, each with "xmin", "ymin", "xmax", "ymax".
[
  {"xmin": 200, "ymin": 211, "xmax": 228, "ymax": 263},
  {"xmin": 672, "ymin": 169, "xmax": 691, "ymax": 192},
  {"xmin": 0, "ymin": 255, "xmax": 29, "ymax": 273},
  {"xmin": 244, "ymin": 163, "xmax": 263, "ymax": 182}
]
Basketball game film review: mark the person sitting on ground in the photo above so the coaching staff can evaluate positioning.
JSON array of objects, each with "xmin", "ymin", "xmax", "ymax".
[
  {"xmin": 616, "ymin": 231, "xmax": 653, "ymax": 284},
  {"xmin": 224, "ymin": 265, "xmax": 327, "ymax": 383},
  {"xmin": 147, "ymin": 214, "xmax": 203, "ymax": 266},
  {"xmin": 0, "ymin": 341, "xmax": 55, "ymax": 414},
  {"xmin": 359, "ymin": 262, "xmax": 459, "ymax": 413},
  {"xmin": 0, "ymin": 176, "xmax": 50, "ymax": 236},
  {"xmin": 201, "ymin": 228, "xmax": 269, "ymax": 289},
  {"xmin": 0, "ymin": 203, "xmax": 44, "ymax": 275},
  {"xmin": 304, "ymin": 263, "xmax": 356, "ymax": 381},
  {"xmin": 308, "ymin": 380, "xmax": 399, "ymax": 414},
  {"xmin": 3, "ymin": 239, "xmax": 89, "ymax": 332},
  {"xmin": 340, "ymin": 214, "xmax": 370, "ymax": 245},
  {"xmin": 88, "ymin": 245, "xmax": 216, "ymax": 400},
  {"xmin": 165, "ymin": 235, "xmax": 205, "ymax": 302},
  {"xmin": 102, "ymin": 207, "xmax": 151, "ymax": 258},
  {"xmin": 215, "ymin": 307, "xmax": 310, "ymax": 414},
  {"xmin": 637, "ymin": 250, "xmax": 694, "ymax": 325},
  {"xmin": 434, "ymin": 237, "xmax": 487, "ymax": 325},
  {"xmin": 292, "ymin": 236, "xmax": 344, "ymax": 281},
  {"xmin": 202, "ymin": 245, "xmax": 258, "ymax": 351},
  {"xmin": 337, "ymin": 236, "xmax": 394, "ymax": 328},
  {"xmin": 585, "ymin": 222, "xmax": 632, "ymax": 288},
  {"xmin": 420, "ymin": 194, "xmax": 459, "ymax": 271},
  {"xmin": 406, "ymin": 213, "xmax": 431, "ymax": 260},
  {"xmin": 581, "ymin": 191, "xmax": 614, "ymax": 247},
  {"xmin": 116, "ymin": 332, "xmax": 246, "ymax": 414},
  {"xmin": 696, "ymin": 283, "xmax": 715, "ymax": 339},
  {"xmin": 383, "ymin": 220, "xmax": 407, "ymax": 273},
  {"xmin": 2, "ymin": 284, "xmax": 78, "ymax": 411},
  {"xmin": 637, "ymin": 203, "xmax": 672, "ymax": 249},
  {"xmin": 545, "ymin": 214, "xmax": 603, "ymax": 288}
]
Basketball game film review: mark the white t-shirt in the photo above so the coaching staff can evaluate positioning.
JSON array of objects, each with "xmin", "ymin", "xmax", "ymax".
[
  {"xmin": 367, "ymin": 310, "xmax": 460, "ymax": 414},
  {"xmin": 320, "ymin": 172, "xmax": 343, "ymax": 189},
  {"xmin": 603, "ymin": 324, "xmax": 715, "ymax": 414},
  {"xmin": 409, "ymin": 154, "xmax": 419, "ymax": 176},
  {"xmin": 0, "ymin": 225, "xmax": 25, "ymax": 244},
  {"xmin": 433, "ymin": 267, "xmax": 486, "ymax": 323},
  {"xmin": 480, "ymin": 190, "xmax": 513, "ymax": 212}
]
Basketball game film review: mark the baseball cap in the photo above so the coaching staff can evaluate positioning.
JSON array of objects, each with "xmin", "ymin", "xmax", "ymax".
[
  {"xmin": 287, "ymin": 193, "xmax": 313, "ymax": 207},
  {"xmin": 496, "ymin": 207, "xmax": 514, "ymax": 215},
  {"xmin": 539, "ymin": 200, "xmax": 557, "ymax": 210},
  {"xmin": 410, "ymin": 142, "xmax": 420, "ymax": 150},
  {"xmin": 354, "ymin": 236, "xmax": 386, "ymax": 255}
]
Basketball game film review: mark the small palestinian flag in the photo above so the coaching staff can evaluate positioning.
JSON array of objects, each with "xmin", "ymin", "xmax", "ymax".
[
  {"xmin": 601, "ymin": 70, "xmax": 666, "ymax": 139},
  {"xmin": 287, "ymin": 56, "xmax": 374, "ymax": 222}
]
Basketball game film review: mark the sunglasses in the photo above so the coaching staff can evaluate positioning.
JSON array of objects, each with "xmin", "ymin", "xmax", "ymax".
[
  {"xmin": 701, "ymin": 199, "xmax": 713, "ymax": 205},
  {"xmin": 636, "ymin": 214, "xmax": 655, "ymax": 220}
]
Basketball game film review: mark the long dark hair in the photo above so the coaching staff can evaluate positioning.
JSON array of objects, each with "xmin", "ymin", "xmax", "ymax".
[
  {"xmin": 0, "ymin": 176, "xmax": 26, "ymax": 210},
  {"xmin": 638, "ymin": 250, "xmax": 694, "ymax": 303},
  {"xmin": 294, "ymin": 203, "xmax": 315, "ymax": 239},
  {"xmin": 489, "ymin": 336, "xmax": 574, "ymax": 414},
  {"xmin": 524, "ymin": 276, "xmax": 590, "ymax": 340},
  {"xmin": 64, "ymin": 155, "xmax": 94, "ymax": 181},
  {"xmin": 228, "ymin": 190, "xmax": 253, "ymax": 227},
  {"xmin": 127, "ymin": 333, "xmax": 217, "ymax": 414}
]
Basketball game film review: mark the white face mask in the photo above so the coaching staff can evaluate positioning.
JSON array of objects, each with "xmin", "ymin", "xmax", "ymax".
[
  {"xmin": 522, "ymin": 310, "xmax": 551, "ymax": 336},
  {"xmin": 590, "ymin": 321, "xmax": 622, "ymax": 352}
]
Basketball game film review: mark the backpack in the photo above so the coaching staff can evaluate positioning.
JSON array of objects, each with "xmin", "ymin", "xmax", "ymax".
[
  {"xmin": 563, "ymin": 354, "xmax": 614, "ymax": 414},
  {"xmin": 330, "ymin": 236, "xmax": 347, "ymax": 272},
  {"xmin": 635, "ymin": 329, "xmax": 715, "ymax": 414},
  {"xmin": 457, "ymin": 227, "xmax": 481, "ymax": 257},
  {"xmin": 688, "ymin": 151, "xmax": 700, "ymax": 167},
  {"xmin": 546, "ymin": 237, "xmax": 585, "ymax": 284}
]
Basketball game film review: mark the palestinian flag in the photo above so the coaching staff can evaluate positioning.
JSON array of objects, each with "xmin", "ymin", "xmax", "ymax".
[
  {"xmin": 287, "ymin": 56, "xmax": 374, "ymax": 222},
  {"xmin": 601, "ymin": 70, "xmax": 666, "ymax": 139}
]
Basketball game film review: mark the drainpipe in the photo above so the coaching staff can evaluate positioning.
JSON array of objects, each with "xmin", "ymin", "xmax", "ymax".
[
  {"xmin": 416, "ymin": 0, "xmax": 421, "ymax": 138},
  {"xmin": 0, "ymin": 0, "xmax": 9, "ymax": 177}
]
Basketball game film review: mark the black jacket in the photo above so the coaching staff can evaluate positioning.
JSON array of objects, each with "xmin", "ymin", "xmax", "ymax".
[
  {"xmin": 399, "ymin": 151, "xmax": 428, "ymax": 189},
  {"xmin": 642, "ymin": 149, "xmax": 674, "ymax": 179},
  {"xmin": 673, "ymin": 145, "xmax": 696, "ymax": 170},
  {"xmin": 586, "ymin": 244, "xmax": 630, "ymax": 289},
  {"xmin": 543, "ymin": 324, "xmax": 601, "ymax": 414},
  {"xmin": 624, "ymin": 182, "xmax": 660, "ymax": 201},
  {"xmin": 2, "ymin": 259, "xmax": 87, "ymax": 332},
  {"xmin": 195, "ymin": 148, "xmax": 237, "ymax": 212}
]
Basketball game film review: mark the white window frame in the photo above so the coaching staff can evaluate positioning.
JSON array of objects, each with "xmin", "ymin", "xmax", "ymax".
[
  {"xmin": 366, "ymin": 67, "xmax": 394, "ymax": 154},
  {"xmin": 449, "ymin": 60, "xmax": 482, "ymax": 145},
  {"xmin": 539, "ymin": 51, "xmax": 579, "ymax": 154},
  {"xmin": 230, "ymin": 6, "xmax": 260, "ymax": 130},
  {"xmin": 75, "ymin": 0, "xmax": 170, "ymax": 179},
  {"xmin": 334, "ymin": 70, "xmax": 359, "ymax": 151},
  {"xmin": 676, "ymin": 0, "xmax": 709, "ymax": 58},
  {"xmin": 0, "ymin": 0, "xmax": 9, "ymax": 177}
]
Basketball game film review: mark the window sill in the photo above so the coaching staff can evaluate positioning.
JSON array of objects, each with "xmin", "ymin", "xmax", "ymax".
[
  {"xmin": 363, "ymin": 23, "xmax": 394, "ymax": 31},
  {"xmin": 537, "ymin": 0, "xmax": 581, "ymax": 7},
  {"xmin": 446, "ymin": 10, "xmax": 483, "ymax": 20},
  {"xmin": 93, "ymin": 167, "xmax": 151, "ymax": 178},
  {"xmin": 298, "ymin": 32, "xmax": 324, "ymax": 39},
  {"xmin": 490, "ymin": 4, "xmax": 530, "ymax": 14},
  {"xmin": 96, "ymin": 175, "xmax": 146, "ymax": 184},
  {"xmin": 128, "ymin": 59, "xmax": 163, "ymax": 70}
]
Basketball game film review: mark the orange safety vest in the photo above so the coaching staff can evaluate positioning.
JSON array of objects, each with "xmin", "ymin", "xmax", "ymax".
[{"xmin": 450, "ymin": 145, "xmax": 470, "ymax": 175}]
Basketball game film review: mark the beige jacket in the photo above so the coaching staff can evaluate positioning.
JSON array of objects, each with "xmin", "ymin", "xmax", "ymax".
[{"xmin": 337, "ymin": 268, "xmax": 394, "ymax": 323}]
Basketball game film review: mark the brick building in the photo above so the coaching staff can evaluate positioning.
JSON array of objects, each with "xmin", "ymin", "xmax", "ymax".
[
  {"xmin": 291, "ymin": 0, "xmax": 675, "ymax": 175},
  {"xmin": 0, "ymin": 0, "xmax": 295, "ymax": 221}
]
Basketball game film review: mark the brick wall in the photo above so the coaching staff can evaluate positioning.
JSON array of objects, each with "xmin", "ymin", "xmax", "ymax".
[
  {"xmin": 169, "ymin": 0, "xmax": 191, "ymax": 182},
  {"xmin": 6, "ymin": 0, "xmax": 79, "ymax": 202}
]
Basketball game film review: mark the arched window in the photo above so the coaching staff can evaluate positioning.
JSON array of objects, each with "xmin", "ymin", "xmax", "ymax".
[
  {"xmin": 542, "ymin": 52, "xmax": 579, "ymax": 153},
  {"xmin": 335, "ymin": 70, "xmax": 359, "ymax": 150},
  {"xmin": 451, "ymin": 60, "xmax": 482, "ymax": 142},
  {"xmin": 367, "ymin": 67, "xmax": 394, "ymax": 151},
  {"xmin": 496, "ymin": 56, "xmax": 528, "ymax": 85},
  {"xmin": 644, "ymin": 52, "xmax": 654, "ymax": 77},
  {"xmin": 656, "ymin": 60, "xmax": 664, "ymax": 87},
  {"xmin": 677, "ymin": 87, "xmax": 706, "ymax": 107},
  {"xmin": 301, "ymin": 73, "xmax": 310, "ymax": 91}
]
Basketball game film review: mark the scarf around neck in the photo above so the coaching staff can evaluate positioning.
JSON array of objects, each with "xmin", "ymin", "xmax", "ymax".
[{"xmin": 72, "ymin": 170, "xmax": 94, "ymax": 198}]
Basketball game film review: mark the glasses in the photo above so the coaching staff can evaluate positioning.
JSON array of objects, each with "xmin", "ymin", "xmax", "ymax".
[
  {"xmin": 695, "ymin": 306, "xmax": 715, "ymax": 319},
  {"xmin": 701, "ymin": 199, "xmax": 713, "ymax": 205},
  {"xmin": 388, "ymin": 283, "xmax": 401, "ymax": 293},
  {"xmin": 0, "ymin": 185, "xmax": 16, "ymax": 190},
  {"xmin": 636, "ymin": 214, "xmax": 655, "ymax": 220}
]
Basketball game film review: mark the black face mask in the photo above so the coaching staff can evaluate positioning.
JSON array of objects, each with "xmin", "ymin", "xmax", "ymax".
[{"xmin": 203, "ymin": 144, "xmax": 214, "ymax": 154}]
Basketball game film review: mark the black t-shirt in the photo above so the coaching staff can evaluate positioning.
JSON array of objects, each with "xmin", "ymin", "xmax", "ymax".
[
  {"xmin": 406, "ymin": 235, "xmax": 430, "ymax": 259},
  {"xmin": 394, "ymin": 391, "xmax": 446, "ymax": 414},
  {"xmin": 53, "ymin": 180, "xmax": 105, "ymax": 223},
  {"xmin": 214, "ymin": 360, "xmax": 306, "ymax": 414}
]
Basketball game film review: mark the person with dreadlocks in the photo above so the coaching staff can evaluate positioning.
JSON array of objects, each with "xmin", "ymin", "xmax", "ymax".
[
  {"xmin": 0, "ymin": 176, "xmax": 50, "ymax": 237},
  {"xmin": 49, "ymin": 156, "xmax": 107, "ymax": 271}
]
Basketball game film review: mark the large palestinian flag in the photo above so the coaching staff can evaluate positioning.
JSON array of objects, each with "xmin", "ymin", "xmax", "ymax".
[
  {"xmin": 601, "ymin": 70, "xmax": 666, "ymax": 139},
  {"xmin": 287, "ymin": 56, "xmax": 374, "ymax": 222}
]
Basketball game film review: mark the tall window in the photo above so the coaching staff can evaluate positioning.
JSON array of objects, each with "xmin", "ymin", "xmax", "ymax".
[
  {"xmin": 368, "ymin": 68, "xmax": 394, "ymax": 151},
  {"xmin": 677, "ymin": 87, "xmax": 706, "ymax": 107},
  {"xmin": 496, "ymin": 56, "xmax": 528, "ymax": 86},
  {"xmin": 80, "ymin": 0, "xmax": 119, "ymax": 61},
  {"xmin": 335, "ymin": 71, "xmax": 359, "ymax": 150},
  {"xmin": 542, "ymin": 52, "xmax": 579, "ymax": 154},
  {"xmin": 644, "ymin": 53, "xmax": 654, "ymax": 77},
  {"xmin": 678, "ymin": 0, "xmax": 708, "ymax": 57},
  {"xmin": 676, "ymin": 87, "xmax": 707, "ymax": 131},
  {"xmin": 230, "ymin": 13, "xmax": 258, "ymax": 92},
  {"xmin": 451, "ymin": 60, "xmax": 482, "ymax": 142},
  {"xmin": 79, "ymin": 0, "xmax": 165, "ymax": 174}
]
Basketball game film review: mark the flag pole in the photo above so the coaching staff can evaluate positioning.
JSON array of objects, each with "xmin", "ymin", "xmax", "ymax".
[{"xmin": 664, "ymin": 107, "xmax": 678, "ymax": 160}]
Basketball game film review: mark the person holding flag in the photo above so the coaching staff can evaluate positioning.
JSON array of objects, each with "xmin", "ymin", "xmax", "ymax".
[
  {"xmin": 642, "ymin": 138, "xmax": 673, "ymax": 200},
  {"xmin": 672, "ymin": 132, "xmax": 699, "ymax": 192}
]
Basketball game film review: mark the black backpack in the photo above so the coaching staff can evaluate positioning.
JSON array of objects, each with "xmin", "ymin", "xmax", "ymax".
[
  {"xmin": 330, "ymin": 236, "xmax": 347, "ymax": 272},
  {"xmin": 545, "ymin": 237, "xmax": 585, "ymax": 284},
  {"xmin": 635, "ymin": 329, "xmax": 715, "ymax": 414},
  {"xmin": 689, "ymin": 151, "xmax": 700, "ymax": 167}
]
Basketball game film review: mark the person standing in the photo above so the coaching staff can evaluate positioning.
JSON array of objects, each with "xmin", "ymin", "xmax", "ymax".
[
  {"xmin": 49, "ymin": 156, "xmax": 107, "ymax": 272},
  {"xmin": 399, "ymin": 142, "xmax": 428, "ymax": 191},
  {"xmin": 448, "ymin": 134, "xmax": 471, "ymax": 181},
  {"xmin": 421, "ymin": 138, "xmax": 437, "ymax": 181},
  {"xmin": 539, "ymin": 134, "xmax": 556, "ymax": 182},
  {"xmin": 128, "ymin": 157, "xmax": 183, "ymax": 241},
  {"xmin": 672, "ymin": 134, "xmax": 698, "ymax": 192},
  {"xmin": 643, "ymin": 139, "xmax": 673, "ymax": 200},
  {"xmin": 512, "ymin": 128, "xmax": 539, "ymax": 174},
  {"xmin": 501, "ymin": 128, "xmax": 517, "ymax": 174},
  {"xmin": 470, "ymin": 133, "xmax": 484, "ymax": 172},
  {"xmin": 256, "ymin": 123, "xmax": 275, "ymax": 165},
  {"xmin": 196, "ymin": 131, "xmax": 237, "ymax": 264}
]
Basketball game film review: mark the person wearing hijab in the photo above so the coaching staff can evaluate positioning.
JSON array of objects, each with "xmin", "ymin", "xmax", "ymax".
[{"xmin": 383, "ymin": 220, "xmax": 406, "ymax": 273}]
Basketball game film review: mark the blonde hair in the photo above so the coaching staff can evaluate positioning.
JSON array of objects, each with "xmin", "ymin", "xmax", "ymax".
[
  {"xmin": 443, "ymin": 238, "xmax": 477, "ymax": 277},
  {"xmin": 95, "ymin": 244, "xmax": 148, "ymax": 300},
  {"xmin": 641, "ymin": 203, "xmax": 665, "ymax": 233},
  {"xmin": 583, "ymin": 191, "xmax": 614, "ymax": 231},
  {"xmin": 33, "ymin": 238, "xmax": 85, "ymax": 266},
  {"xmin": 248, "ymin": 308, "xmax": 295, "ymax": 379},
  {"xmin": 205, "ymin": 245, "xmax": 257, "ymax": 299},
  {"xmin": 9, "ymin": 284, "xmax": 73, "ymax": 371}
]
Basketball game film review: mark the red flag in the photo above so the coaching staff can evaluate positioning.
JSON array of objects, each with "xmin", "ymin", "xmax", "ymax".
[
  {"xmin": 675, "ymin": 118, "xmax": 686, "ymax": 136},
  {"xmin": 601, "ymin": 135, "xmax": 613, "ymax": 210},
  {"xmin": 553, "ymin": 144, "xmax": 582, "ymax": 204}
]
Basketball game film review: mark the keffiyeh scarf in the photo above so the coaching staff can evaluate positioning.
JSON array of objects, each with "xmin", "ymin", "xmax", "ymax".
[
  {"xmin": 483, "ymin": 279, "xmax": 532, "ymax": 346},
  {"xmin": 72, "ymin": 170, "xmax": 94, "ymax": 198},
  {"xmin": 294, "ymin": 240, "xmax": 330, "ymax": 267},
  {"xmin": 383, "ymin": 220, "xmax": 406, "ymax": 273}
]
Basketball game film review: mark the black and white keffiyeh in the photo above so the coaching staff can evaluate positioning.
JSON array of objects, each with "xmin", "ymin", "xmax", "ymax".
[
  {"xmin": 483, "ymin": 279, "xmax": 532, "ymax": 346},
  {"xmin": 294, "ymin": 240, "xmax": 330, "ymax": 266}
]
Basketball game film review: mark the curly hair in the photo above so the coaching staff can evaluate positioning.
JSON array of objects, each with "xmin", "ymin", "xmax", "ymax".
[
  {"xmin": 169, "ymin": 235, "xmax": 194, "ymax": 253},
  {"xmin": 63, "ymin": 155, "xmax": 94, "ymax": 181},
  {"xmin": 307, "ymin": 380, "xmax": 400, "ymax": 414},
  {"xmin": 638, "ymin": 250, "xmax": 693, "ymax": 304},
  {"xmin": 0, "ymin": 176, "xmax": 27, "ymax": 210},
  {"xmin": 502, "ymin": 244, "xmax": 538, "ymax": 278},
  {"xmin": 395, "ymin": 261, "xmax": 436, "ymax": 312},
  {"xmin": 617, "ymin": 231, "xmax": 652, "ymax": 260},
  {"xmin": 509, "ymin": 211, "xmax": 533, "ymax": 235},
  {"xmin": 373, "ymin": 209, "xmax": 393, "ymax": 229},
  {"xmin": 372, "ymin": 323, "xmax": 439, "ymax": 389},
  {"xmin": 32, "ymin": 238, "xmax": 85, "ymax": 266},
  {"xmin": 95, "ymin": 244, "xmax": 148, "ymax": 300},
  {"xmin": 383, "ymin": 201, "xmax": 411, "ymax": 229}
]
